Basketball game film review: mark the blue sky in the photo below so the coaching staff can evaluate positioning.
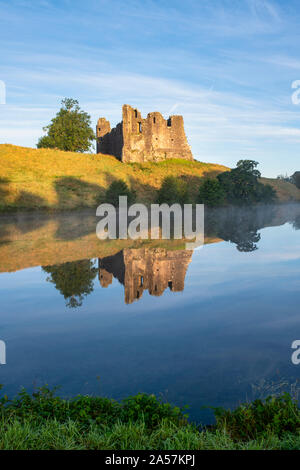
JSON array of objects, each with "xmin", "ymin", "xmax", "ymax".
[{"xmin": 1, "ymin": 0, "xmax": 300, "ymax": 176}]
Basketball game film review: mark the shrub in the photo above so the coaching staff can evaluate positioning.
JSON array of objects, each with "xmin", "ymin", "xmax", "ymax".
[
  {"xmin": 157, "ymin": 176, "xmax": 189, "ymax": 205},
  {"xmin": 105, "ymin": 180, "xmax": 136, "ymax": 206},
  {"xmin": 121, "ymin": 393, "xmax": 188, "ymax": 429},
  {"xmin": 197, "ymin": 178, "xmax": 225, "ymax": 207},
  {"xmin": 0, "ymin": 386, "xmax": 186, "ymax": 430},
  {"xmin": 213, "ymin": 393, "xmax": 300, "ymax": 441}
]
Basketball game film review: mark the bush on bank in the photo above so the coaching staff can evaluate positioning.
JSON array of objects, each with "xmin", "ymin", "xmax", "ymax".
[
  {"xmin": 156, "ymin": 176, "xmax": 190, "ymax": 205},
  {"xmin": 104, "ymin": 180, "xmax": 136, "ymax": 206},
  {"xmin": 0, "ymin": 386, "xmax": 187, "ymax": 429}
]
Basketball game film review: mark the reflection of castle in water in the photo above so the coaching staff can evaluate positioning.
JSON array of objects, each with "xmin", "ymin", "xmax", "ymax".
[{"xmin": 98, "ymin": 248, "xmax": 193, "ymax": 304}]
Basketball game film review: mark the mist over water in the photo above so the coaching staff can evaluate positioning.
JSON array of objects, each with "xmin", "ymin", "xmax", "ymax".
[{"xmin": 0, "ymin": 204, "xmax": 300, "ymax": 423}]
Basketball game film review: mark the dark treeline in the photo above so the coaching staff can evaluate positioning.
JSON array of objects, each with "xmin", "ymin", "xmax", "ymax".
[
  {"xmin": 198, "ymin": 160, "xmax": 276, "ymax": 207},
  {"xmin": 104, "ymin": 160, "xmax": 277, "ymax": 208}
]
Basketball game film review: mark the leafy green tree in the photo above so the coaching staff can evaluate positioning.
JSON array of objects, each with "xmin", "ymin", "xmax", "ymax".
[
  {"xmin": 197, "ymin": 178, "xmax": 225, "ymax": 207},
  {"xmin": 236, "ymin": 159, "xmax": 261, "ymax": 178},
  {"xmin": 37, "ymin": 98, "xmax": 95, "ymax": 152},
  {"xmin": 292, "ymin": 171, "xmax": 300, "ymax": 189},
  {"xmin": 157, "ymin": 176, "xmax": 189, "ymax": 205},
  {"xmin": 255, "ymin": 182, "xmax": 277, "ymax": 203},
  {"xmin": 105, "ymin": 180, "xmax": 136, "ymax": 206},
  {"xmin": 218, "ymin": 160, "xmax": 276, "ymax": 205},
  {"xmin": 218, "ymin": 160, "xmax": 260, "ymax": 204}
]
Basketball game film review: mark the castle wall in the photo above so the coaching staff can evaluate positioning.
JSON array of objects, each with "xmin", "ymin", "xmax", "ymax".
[
  {"xmin": 98, "ymin": 248, "xmax": 192, "ymax": 304},
  {"xmin": 96, "ymin": 104, "xmax": 193, "ymax": 163},
  {"xmin": 96, "ymin": 118, "xmax": 123, "ymax": 160}
]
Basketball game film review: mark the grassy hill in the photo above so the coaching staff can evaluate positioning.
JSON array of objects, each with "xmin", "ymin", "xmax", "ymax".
[
  {"xmin": 0, "ymin": 144, "xmax": 299, "ymax": 211},
  {"xmin": 0, "ymin": 144, "xmax": 228, "ymax": 211},
  {"xmin": 261, "ymin": 177, "xmax": 300, "ymax": 203}
]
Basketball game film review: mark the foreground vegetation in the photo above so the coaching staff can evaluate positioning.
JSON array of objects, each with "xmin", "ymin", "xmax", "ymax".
[
  {"xmin": 1, "ymin": 144, "xmax": 299, "ymax": 212},
  {"xmin": 0, "ymin": 386, "xmax": 300, "ymax": 450}
]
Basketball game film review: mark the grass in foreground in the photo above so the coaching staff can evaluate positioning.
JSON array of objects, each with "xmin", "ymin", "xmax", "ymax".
[
  {"xmin": 2, "ymin": 418, "xmax": 300, "ymax": 450},
  {"xmin": 0, "ymin": 386, "xmax": 300, "ymax": 450}
]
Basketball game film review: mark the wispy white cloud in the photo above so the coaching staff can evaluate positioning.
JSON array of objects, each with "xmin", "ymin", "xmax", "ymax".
[
  {"xmin": 267, "ymin": 56, "xmax": 300, "ymax": 70},
  {"xmin": 1, "ymin": 0, "xmax": 300, "ymax": 176},
  {"xmin": 1, "ymin": 63, "xmax": 300, "ymax": 172}
]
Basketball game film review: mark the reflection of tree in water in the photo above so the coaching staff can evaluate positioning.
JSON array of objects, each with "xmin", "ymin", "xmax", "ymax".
[
  {"xmin": 220, "ymin": 222, "xmax": 261, "ymax": 252},
  {"xmin": 292, "ymin": 215, "xmax": 300, "ymax": 231},
  {"xmin": 205, "ymin": 207, "xmax": 277, "ymax": 252},
  {"xmin": 42, "ymin": 259, "xmax": 97, "ymax": 308}
]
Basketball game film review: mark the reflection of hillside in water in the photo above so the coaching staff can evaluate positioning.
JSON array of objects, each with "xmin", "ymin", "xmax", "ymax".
[
  {"xmin": 99, "ymin": 248, "xmax": 192, "ymax": 304},
  {"xmin": 0, "ymin": 204, "xmax": 300, "ymax": 306},
  {"xmin": 1, "ymin": 204, "xmax": 300, "ymax": 273}
]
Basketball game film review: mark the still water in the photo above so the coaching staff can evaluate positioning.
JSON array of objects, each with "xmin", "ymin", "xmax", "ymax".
[{"xmin": 0, "ymin": 205, "xmax": 300, "ymax": 423}]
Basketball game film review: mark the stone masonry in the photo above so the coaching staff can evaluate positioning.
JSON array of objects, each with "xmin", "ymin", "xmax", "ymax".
[
  {"xmin": 98, "ymin": 248, "xmax": 192, "ymax": 304},
  {"xmin": 96, "ymin": 104, "xmax": 193, "ymax": 163}
]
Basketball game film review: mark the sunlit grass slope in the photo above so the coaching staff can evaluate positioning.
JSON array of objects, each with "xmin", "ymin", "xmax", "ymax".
[
  {"xmin": 0, "ymin": 144, "xmax": 299, "ymax": 211},
  {"xmin": 0, "ymin": 144, "xmax": 228, "ymax": 211},
  {"xmin": 261, "ymin": 177, "xmax": 300, "ymax": 202}
]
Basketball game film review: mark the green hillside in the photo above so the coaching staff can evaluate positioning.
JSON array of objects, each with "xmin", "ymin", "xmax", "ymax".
[{"xmin": 0, "ymin": 144, "xmax": 299, "ymax": 211}]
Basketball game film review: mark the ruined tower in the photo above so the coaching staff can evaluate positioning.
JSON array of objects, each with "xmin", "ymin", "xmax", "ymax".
[
  {"xmin": 96, "ymin": 104, "xmax": 193, "ymax": 163},
  {"xmin": 98, "ymin": 248, "xmax": 193, "ymax": 304}
]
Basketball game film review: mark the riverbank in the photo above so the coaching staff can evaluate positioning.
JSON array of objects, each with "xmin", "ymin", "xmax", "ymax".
[
  {"xmin": 1, "ymin": 144, "xmax": 299, "ymax": 212},
  {"xmin": 0, "ymin": 387, "xmax": 300, "ymax": 450}
]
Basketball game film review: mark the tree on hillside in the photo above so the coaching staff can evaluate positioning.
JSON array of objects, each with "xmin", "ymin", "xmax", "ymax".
[
  {"xmin": 157, "ymin": 176, "xmax": 189, "ymax": 205},
  {"xmin": 37, "ymin": 98, "xmax": 95, "ymax": 152},
  {"xmin": 218, "ymin": 160, "xmax": 276, "ymax": 205},
  {"xmin": 292, "ymin": 171, "xmax": 300, "ymax": 189},
  {"xmin": 197, "ymin": 178, "xmax": 225, "ymax": 207},
  {"xmin": 105, "ymin": 180, "xmax": 136, "ymax": 206}
]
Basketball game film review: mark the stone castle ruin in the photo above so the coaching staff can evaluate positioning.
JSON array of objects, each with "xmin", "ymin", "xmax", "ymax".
[
  {"xmin": 96, "ymin": 104, "xmax": 193, "ymax": 163},
  {"xmin": 98, "ymin": 248, "xmax": 192, "ymax": 304}
]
